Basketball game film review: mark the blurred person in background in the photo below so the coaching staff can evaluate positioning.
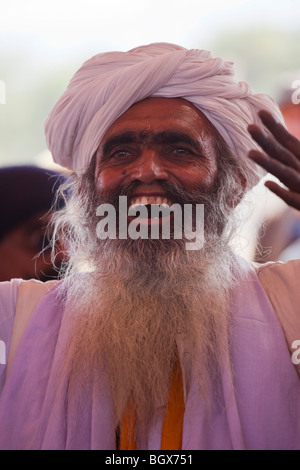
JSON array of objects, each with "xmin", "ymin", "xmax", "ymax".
[{"xmin": 0, "ymin": 165, "xmax": 66, "ymax": 281}]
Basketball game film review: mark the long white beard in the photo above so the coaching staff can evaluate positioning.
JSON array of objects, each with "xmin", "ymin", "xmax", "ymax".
[
  {"xmin": 51, "ymin": 152, "xmax": 246, "ymax": 445},
  {"xmin": 57, "ymin": 234, "xmax": 236, "ymax": 445}
]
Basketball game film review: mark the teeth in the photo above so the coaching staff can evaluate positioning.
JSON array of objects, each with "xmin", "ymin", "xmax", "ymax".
[
  {"xmin": 140, "ymin": 196, "xmax": 148, "ymax": 205},
  {"xmin": 129, "ymin": 196, "xmax": 172, "ymax": 206},
  {"xmin": 130, "ymin": 197, "xmax": 137, "ymax": 205}
]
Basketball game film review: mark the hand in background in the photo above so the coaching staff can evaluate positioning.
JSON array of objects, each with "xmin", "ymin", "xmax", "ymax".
[{"xmin": 248, "ymin": 110, "xmax": 300, "ymax": 210}]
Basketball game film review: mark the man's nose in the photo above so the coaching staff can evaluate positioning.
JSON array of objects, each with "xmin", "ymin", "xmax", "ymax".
[{"xmin": 129, "ymin": 149, "xmax": 169, "ymax": 184}]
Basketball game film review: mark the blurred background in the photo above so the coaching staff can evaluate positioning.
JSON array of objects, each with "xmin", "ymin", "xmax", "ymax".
[{"xmin": 0, "ymin": 0, "xmax": 300, "ymax": 263}]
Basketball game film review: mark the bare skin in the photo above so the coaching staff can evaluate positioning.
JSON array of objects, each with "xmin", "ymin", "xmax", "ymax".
[
  {"xmin": 248, "ymin": 110, "xmax": 300, "ymax": 210},
  {"xmin": 95, "ymin": 97, "xmax": 220, "ymax": 196}
]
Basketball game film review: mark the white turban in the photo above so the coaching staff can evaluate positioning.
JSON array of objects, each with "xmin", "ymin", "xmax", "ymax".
[{"xmin": 45, "ymin": 42, "xmax": 284, "ymax": 188}]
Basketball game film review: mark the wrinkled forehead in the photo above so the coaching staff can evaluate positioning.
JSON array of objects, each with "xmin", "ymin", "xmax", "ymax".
[{"xmin": 98, "ymin": 97, "xmax": 220, "ymax": 148}]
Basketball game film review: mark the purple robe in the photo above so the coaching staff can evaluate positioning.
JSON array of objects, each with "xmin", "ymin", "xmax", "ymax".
[{"xmin": 0, "ymin": 259, "xmax": 299, "ymax": 449}]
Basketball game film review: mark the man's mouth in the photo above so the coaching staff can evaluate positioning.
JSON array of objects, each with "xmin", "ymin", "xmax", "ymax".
[
  {"xmin": 129, "ymin": 195, "xmax": 172, "ymax": 210},
  {"xmin": 128, "ymin": 195, "xmax": 173, "ymax": 223}
]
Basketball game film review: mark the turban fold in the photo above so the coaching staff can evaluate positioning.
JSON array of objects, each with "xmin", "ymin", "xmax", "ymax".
[{"xmin": 45, "ymin": 42, "xmax": 284, "ymax": 188}]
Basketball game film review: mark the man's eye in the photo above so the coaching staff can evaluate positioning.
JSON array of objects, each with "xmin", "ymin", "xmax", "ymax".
[
  {"xmin": 111, "ymin": 150, "xmax": 129, "ymax": 158},
  {"xmin": 110, "ymin": 149, "xmax": 134, "ymax": 159},
  {"xmin": 171, "ymin": 147, "xmax": 192, "ymax": 155}
]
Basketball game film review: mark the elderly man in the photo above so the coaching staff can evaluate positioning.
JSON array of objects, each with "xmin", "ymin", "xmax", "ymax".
[{"xmin": 0, "ymin": 43, "xmax": 299, "ymax": 450}]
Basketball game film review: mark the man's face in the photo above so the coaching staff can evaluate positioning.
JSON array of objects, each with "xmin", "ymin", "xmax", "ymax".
[{"xmin": 95, "ymin": 97, "xmax": 219, "ymax": 204}]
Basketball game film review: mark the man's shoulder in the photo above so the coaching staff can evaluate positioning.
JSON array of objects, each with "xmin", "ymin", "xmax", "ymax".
[
  {"xmin": 13, "ymin": 278, "xmax": 60, "ymax": 330},
  {"xmin": 17, "ymin": 278, "xmax": 59, "ymax": 304},
  {"xmin": 0, "ymin": 278, "xmax": 59, "ymax": 305},
  {"xmin": 5, "ymin": 278, "xmax": 60, "ymax": 375},
  {"xmin": 253, "ymin": 258, "xmax": 300, "ymax": 292},
  {"xmin": 249, "ymin": 258, "xmax": 300, "ymax": 311},
  {"xmin": 251, "ymin": 259, "xmax": 300, "ymax": 371},
  {"xmin": 232, "ymin": 254, "xmax": 300, "ymax": 321}
]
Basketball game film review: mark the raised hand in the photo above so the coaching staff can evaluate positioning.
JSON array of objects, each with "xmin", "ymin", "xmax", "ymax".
[{"xmin": 248, "ymin": 110, "xmax": 300, "ymax": 210}]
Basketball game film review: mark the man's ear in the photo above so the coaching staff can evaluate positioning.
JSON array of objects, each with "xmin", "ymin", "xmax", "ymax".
[{"xmin": 226, "ymin": 170, "xmax": 247, "ymax": 209}]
